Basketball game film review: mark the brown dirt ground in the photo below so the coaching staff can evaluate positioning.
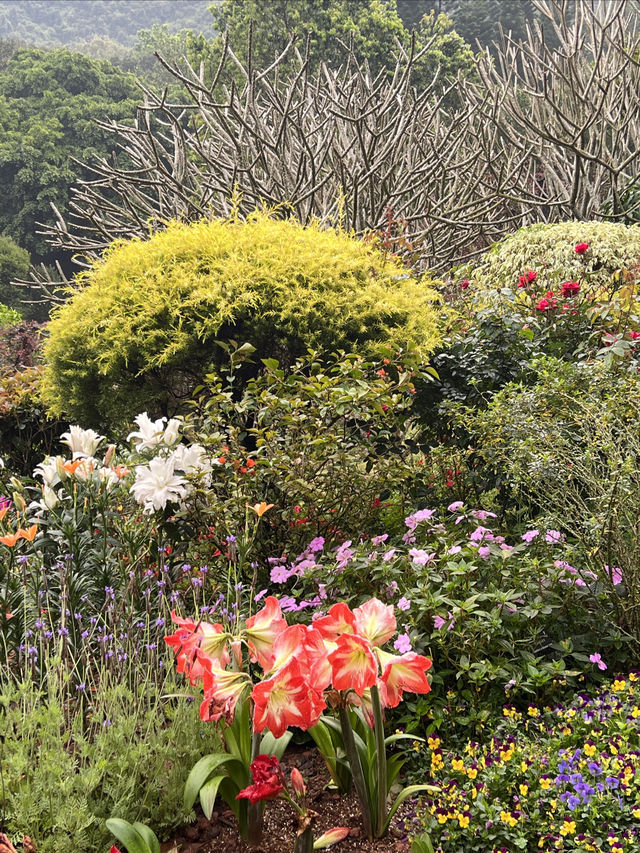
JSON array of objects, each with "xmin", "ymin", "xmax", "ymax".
[{"xmin": 161, "ymin": 745, "xmax": 417, "ymax": 853}]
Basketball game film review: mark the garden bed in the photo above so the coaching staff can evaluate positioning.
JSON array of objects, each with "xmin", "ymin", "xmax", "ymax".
[{"xmin": 162, "ymin": 746, "xmax": 412, "ymax": 853}]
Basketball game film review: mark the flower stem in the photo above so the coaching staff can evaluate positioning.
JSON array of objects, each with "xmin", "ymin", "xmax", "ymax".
[
  {"xmin": 338, "ymin": 705, "xmax": 373, "ymax": 841},
  {"xmin": 247, "ymin": 728, "xmax": 263, "ymax": 847},
  {"xmin": 370, "ymin": 684, "xmax": 387, "ymax": 837},
  {"xmin": 294, "ymin": 825, "xmax": 314, "ymax": 853}
]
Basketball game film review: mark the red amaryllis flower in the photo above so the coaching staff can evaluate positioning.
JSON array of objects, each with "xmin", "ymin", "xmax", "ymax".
[
  {"xmin": 164, "ymin": 611, "xmax": 230, "ymax": 684},
  {"xmin": 244, "ymin": 596, "xmax": 288, "ymax": 669},
  {"xmin": 378, "ymin": 651, "xmax": 433, "ymax": 708},
  {"xmin": 252, "ymin": 659, "xmax": 324, "ymax": 737},
  {"xmin": 236, "ymin": 754, "xmax": 285, "ymax": 804},
  {"xmin": 575, "ymin": 242, "xmax": 589, "ymax": 254},
  {"xmin": 199, "ymin": 662, "xmax": 252, "ymax": 724},
  {"xmin": 561, "ymin": 280, "xmax": 580, "ymax": 297},
  {"xmin": 353, "ymin": 597, "xmax": 396, "ymax": 646},
  {"xmin": 328, "ymin": 633, "xmax": 378, "ymax": 696},
  {"xmin": 313, "ymin": 602, "xmax": 356, "ymax": 641}
]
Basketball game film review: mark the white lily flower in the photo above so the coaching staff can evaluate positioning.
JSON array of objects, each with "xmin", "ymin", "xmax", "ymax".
[
  {"xmin": 130, "ymin": 456, "xmax": 187, "ymax": 512},
  {"xmin": 127, "ymin": 412, "xmax": 167, "ymax": 451},
  {"xmin": 60, "ymin": 425, "xmax": 105, "ymax": 459},
  {"xmin": 163, "ymin": 418, "xmax": 182, "ymax": 446},
  {"xmin": 34, "ymin": 456, "xmax": 60, "ymax": 488}
]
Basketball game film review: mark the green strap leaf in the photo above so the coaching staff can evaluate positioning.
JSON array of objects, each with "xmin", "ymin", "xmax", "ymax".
[
  {"xmin": 199, "ymin": 775, "xmax": 226, "ymax": 820},
  {"xmin": 383, "ymin": 785, "xmax": 440, "ymax": 835},
  {"xmin": 131, "ymin": 823, "xmax": 160, "ymax": 853},
  {"xmin": 105, "ymin": 819, "xmax": 152, "ymax": 853},
  {"xmin": 260, "ymin": 729, "xmax": 292, "ymax": 760},
  {"xmin": 184, "ymin": 753, "xmax": 237, "ymax": 811}
]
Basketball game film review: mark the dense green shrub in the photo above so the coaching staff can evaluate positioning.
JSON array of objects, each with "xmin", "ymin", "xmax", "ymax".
[
  {"xmin": 42, "ymin": 214, "xmax": 442, "ymax": 428},
  {"xmin": 467, "ymin": 357, "xmax": 640, "ymax": 645},
  {"xmin": 456, "ymin": 221, "xmax": 640, "ymax": 296},
  {"xmin": 0, "ymin": 681, "xmax": 221, "ymax": 853}
]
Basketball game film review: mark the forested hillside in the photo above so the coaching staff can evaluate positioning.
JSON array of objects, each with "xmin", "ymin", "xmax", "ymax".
[{"xmin": 0, "ymin": 0, "xmax": 215, "ymax": 48}]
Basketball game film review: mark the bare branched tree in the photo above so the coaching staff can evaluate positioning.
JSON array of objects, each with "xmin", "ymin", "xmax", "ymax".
[
  {"xmin": 20, "ymin": 0, "xmax": 640, "ymax": 303},
  {"xmin": 471, "ymin": 0, "xmax": 640, "ymax": 220}
]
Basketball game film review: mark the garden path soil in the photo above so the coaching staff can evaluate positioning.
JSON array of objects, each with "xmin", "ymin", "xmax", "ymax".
[{"xmin": 161, "ymin": 746, "xmax": 415, "ymax": 853}]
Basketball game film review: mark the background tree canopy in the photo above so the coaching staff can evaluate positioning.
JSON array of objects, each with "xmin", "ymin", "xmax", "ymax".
[{"xmin": 0, "ymin": 47, "xmax": 139, "ymax": 263}]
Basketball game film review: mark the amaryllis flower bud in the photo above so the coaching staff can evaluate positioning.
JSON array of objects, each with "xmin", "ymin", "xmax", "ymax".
[
  {"xmin": 314, "ymin": 828, "xmax": 351, "ymax": 848},
  {"xmin": 291, "ymin": 767, "xmax": 306, "ymax": 797}
]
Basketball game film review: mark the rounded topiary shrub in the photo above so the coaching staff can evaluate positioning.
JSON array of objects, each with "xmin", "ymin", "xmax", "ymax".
[
  {"xmin": 456, "ymin": 220, "xmax": 640, "ymax": 294},
  {"xmin": 41, "ymin": 214, "xmax": 442, "ymax": 427}
]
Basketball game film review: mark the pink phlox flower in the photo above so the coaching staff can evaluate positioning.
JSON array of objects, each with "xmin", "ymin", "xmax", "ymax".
[
  {"xmin": 545, "ymin": 530, "xmax": 564, "ymax": 544},
  {"xmin": 471, "ymin": 510, "xmax": 497, "ymax": 521},
  {"xmin": 405, "ymin": 508, "xmax": 436, "ymax": 531},
  {"xmin": 522, "ymin": 530, "xmax": 540, "ymax": 543},
  {"xmin": 254, "ymin": 589, "xmax": 268, "ymax": 602},
  {"xmin": 385, "ymin": 581, "xmax": 399, "ymax": 599},
  {"xmin": 279, "ymin": 595, "xmax": 300, "ymax": 613},
  {"xmin": 292, "ymin": 559, "xmax": 316, "ymax": 575},
  {"xmin": 394, "ymin": 632, "xmax": 413, "ymax": 653},
  {"xmin": 371, "ymin": 533, "xmax": 389, "ymax": 545},
  {"xmin": 367, "ymin": 551, "xmax": 378, "ymax": 563},
  {"xmin": 589, "ymin": 653, "xmax": 607, "ymax": 671},
  {"xmin": 397, "ymin": 596, "xmax": 411, "ymax": 611},
  {"xmin": 433, "ymin": 612, "xmax": 454, "ymax": 631},
  {"xmin": 402, "ymin": 532, "xmax": 416, "ymax": 544},
  {"xmin": 448, "ymin": 501, "xmax": 464, "ymax": 512},
  {"xmin": 270, "ymin": 565, "xmax": 294, "ymax": 584},
  {"xmin": 317, "ymin": 584, "xmax": 327, "ymax": 600},
  {"xmin": 605, "ymin": 565, "xmax": 623, "ymax": 586},
  {"xmin": 478, "ymin": 546, "xmax": 491, "ymax": 560},
  {"xmin": 335, "ymin": 541, "xmax": 354, "ymax": 568},
  {"xmin": 409, "ymin": 549, "xmax": 435, "ymax": 566},
  {"xmin": 470, "ymin": 525, "xmax": 492, "ymax": 542}
]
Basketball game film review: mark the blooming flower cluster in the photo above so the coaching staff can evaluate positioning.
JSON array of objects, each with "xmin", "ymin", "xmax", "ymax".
[
  {"xmin": 410, "ymin": 674, "xmax": 640, "ymax": 852},
  {"xmin": 127, "ymin": 412, "xmax": 216, "ymax": 512},
  {"xmin": 164, "ymin": 595, "xmax": 432, "ymax": 737}
]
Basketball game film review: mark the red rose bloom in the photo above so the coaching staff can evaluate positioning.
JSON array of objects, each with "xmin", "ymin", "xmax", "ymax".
[
  {"xmin": 575, "ymin": 242, "xmax": 589, "ymax": 254},
  {"xmin": 527, "ymin": 270, "xmax": 537, "ymax": 283},
  {"xmin": 561, "ymin": 281, "xmax": 580, "ymax": 297},
  {"xmin": 460, "ymin": 279, "xmax": 469, "ymax": 290},
  {"xmin": 536, "ymin": 298, "xmax": 550, "ymax": 311},
  {"xmin": 518, "ymin": 275, "xmax": 527, "ymax": 288}
]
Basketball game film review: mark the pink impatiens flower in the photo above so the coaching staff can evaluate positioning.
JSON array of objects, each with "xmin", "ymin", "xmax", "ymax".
[
  {"xmin": 589, "ymin": 653, "xmax": 607, "ymax": 671},
  {"xmin": 433, "ymin": 612, "xmax": 454, "ymax": 631}
]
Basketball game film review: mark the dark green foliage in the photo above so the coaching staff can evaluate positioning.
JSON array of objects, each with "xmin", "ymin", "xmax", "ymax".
[
  {"xmin": 210, "ymin": 0, "xmax": 475, "ymax": 90},
  {"xmin": 0, "ymin": 47, "xmax": 139, "ymax": 260}
]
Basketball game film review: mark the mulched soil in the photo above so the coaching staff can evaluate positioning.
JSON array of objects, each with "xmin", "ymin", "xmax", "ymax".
[{"xmin": 161, "ymin": 746, "xmax": 415, "ymax": 853}]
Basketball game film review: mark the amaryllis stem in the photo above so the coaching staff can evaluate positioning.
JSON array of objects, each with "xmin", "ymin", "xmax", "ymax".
[
  {"xmin": 247, "ymin": 729, "xmax": 263, "ymax": 847},
  {"xmin": 370, "ymin": 684, "xmax": 387, "ymax": 837},
  {"xmin": 338, "ymin": 705, "xmax": 373, "ymax": 841},
  {"xmin": 294, "ymin": 825, "xmax": 313, "ymax": 853}
]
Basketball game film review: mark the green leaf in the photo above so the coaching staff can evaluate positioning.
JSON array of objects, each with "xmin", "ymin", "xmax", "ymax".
[
  {"xmin": 199, "ymin": 775, "xmax": 225, "ymax": 820},
  {"xmin": 410, "ymin": 833, "xmax": 435, "ymax": 853},
  {"xmin": 106, "ymin": 819, "xmax": 152, "ymax": 853},
  {"xmin": 383, "ymin": 785, "xmax": 440, "ymax": 835},
  {"xmin": 184, "ymin": 753, "xmax": 238, "ymax": 812},
  {"xmin": 384, "ymin": 733, "xmax": 424, "ymax": 747},
  {"xmin": 131, "ymin": 823, "xmax": 160, "ymax": 853},
  {"xmin": 260, "ymin": 729, "xmax": 292, "ymax": 760}
]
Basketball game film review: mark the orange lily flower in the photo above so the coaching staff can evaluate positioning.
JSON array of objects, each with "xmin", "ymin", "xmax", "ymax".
[
  {"xmin": 0, "ymin": 531, "xmax": 21, "ymax": 547},
  {"xmin": 0, "ymin": 507, "xmax": 9, "ymax": 521},
  {"xmin": 19, "ymin": 524, "xmax": 38, "ymax": 542},
  {"xmin": 250, "ymin": 501, "xmax": 274, "ymax": 517}
]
